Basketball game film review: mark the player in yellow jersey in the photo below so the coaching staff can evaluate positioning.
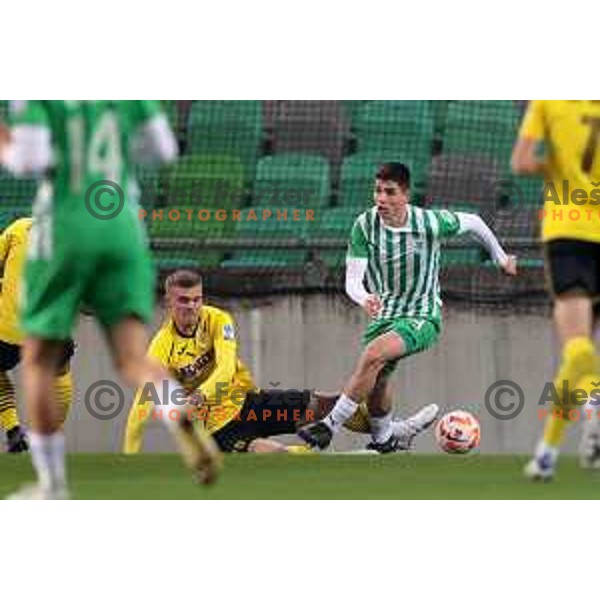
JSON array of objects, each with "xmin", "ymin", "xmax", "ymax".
[
  {"xmin": 124, "ymin": 269, "xmax": 315, "ymax": 453},
  {"xmin": 124, "ymin": 269, "xmax": 440, "ymax": 453},
  {"xmin": 512, "ymin": 100, "xmax": 600, "ymax": 480},
  {"xmin": 0, "ymin": 214, "xmax": 74, "ymax": 452}
]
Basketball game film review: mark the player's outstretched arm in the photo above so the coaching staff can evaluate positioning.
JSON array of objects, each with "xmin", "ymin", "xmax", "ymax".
[{"xmin": 456, "ymin": 212, "xmax": 517, "ymax": 276}]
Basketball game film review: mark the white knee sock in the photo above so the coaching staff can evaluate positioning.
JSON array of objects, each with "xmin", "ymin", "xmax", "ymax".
[
  {"xmin": 324, "ymin": 394, "xmax": 359, "ymax": 432},
  {"xmin": 29, "ymin": 431, "xmax": 66, "ymax": 493}
]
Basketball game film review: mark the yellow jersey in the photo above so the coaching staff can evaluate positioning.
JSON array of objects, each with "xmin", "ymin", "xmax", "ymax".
[
  {"xmin": 0, "ymin": 218, "xmax": 32, "ymax": 345},
  {"xmin": 124, "ymin": 304, "xmax": 257, "ymax": 453},
  {"xmin": 518, "ymin": 100, "xmax": 600, "ymax": 242}
]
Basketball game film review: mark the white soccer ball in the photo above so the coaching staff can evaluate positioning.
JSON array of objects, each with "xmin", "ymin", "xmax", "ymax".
[{"xmin": 435, "ymin": 410, "xmax": 481, "ymax": 454}]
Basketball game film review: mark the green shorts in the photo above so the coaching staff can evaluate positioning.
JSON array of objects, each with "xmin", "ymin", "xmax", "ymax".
[
  {"xmin": 362, "ymin": 316, "xmax": 441, "ymax": 377},
  {"xmin": 22, "ymin": 214, "xmax": 154, "ymax": 340}
]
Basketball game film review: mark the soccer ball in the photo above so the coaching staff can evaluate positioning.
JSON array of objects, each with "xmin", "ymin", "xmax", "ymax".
[{"xmin": 435, "ymin": 410, "xmax": 480, "ymax": 454}]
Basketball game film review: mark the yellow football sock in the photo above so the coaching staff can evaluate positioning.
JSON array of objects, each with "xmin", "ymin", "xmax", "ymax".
[
  {"xmin": 55, "ymin": 371, "xmax": 74, "ymax": 425},
  {"xmin": 0, "ymin": 371, "xmax": 18, "ymax": 432},
  {"xmin": 543, "ymin": 337, "xmax": 600, "ymax": 448}
]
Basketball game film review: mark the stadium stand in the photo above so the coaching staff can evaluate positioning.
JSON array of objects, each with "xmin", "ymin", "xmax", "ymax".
[{"xmin": 0, "ymin": 100, "xmax": 545, "ymax": 306}]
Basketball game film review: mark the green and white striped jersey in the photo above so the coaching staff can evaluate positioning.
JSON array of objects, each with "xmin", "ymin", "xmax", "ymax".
[{"xmin": 347, "ymin": 205, "xmax": 463, "ymax": 322}]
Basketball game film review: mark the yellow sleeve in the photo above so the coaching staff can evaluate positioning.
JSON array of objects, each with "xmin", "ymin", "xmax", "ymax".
[
  {"xmin": 519, "ymin": 100, "xmax": 547, "ymax": 141},
  {"xmin": 0, "ymin": 226, "xmax": 11, "ymax": 267},
  {"xmin": 123, "ymin": 334, "xmax": 171, "ymax": 454},
  {"xmin": 197, "ymin": 312, "xmax": 238, "ymax": 404}
]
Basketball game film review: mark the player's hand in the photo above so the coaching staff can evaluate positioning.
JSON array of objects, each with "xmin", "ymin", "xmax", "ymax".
[
  {"xmin": 363, "ymin": 294, "xmax": 382, "ymax": 318},
  {"xmin": 500, "ymin": 255, "xmax": 518, "ymax": 276}
]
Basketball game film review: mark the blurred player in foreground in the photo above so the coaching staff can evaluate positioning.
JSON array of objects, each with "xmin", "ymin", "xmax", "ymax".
[
  {"xmin": 124, "ymin": 269, "xmax": 438, "ymax": 453},
  {"xmin": 0, "ymin": 213, "xmax": 74, "ymax": 452},
  {"xmin": 513, "ymin": 100, "xmax": 600, "ymax": 480},
  {"xmin": 0, "ymin": 101, "xmax": 221, "ymax": 499},
  {"xmin": 299, "ymin": 162, "xmax": 517, "ymax": 451}
]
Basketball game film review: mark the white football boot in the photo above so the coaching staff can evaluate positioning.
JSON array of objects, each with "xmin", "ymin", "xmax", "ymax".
[
  {"xmin": 6, "ymin": 483, "xmax": 69, "ymax": 500},
  {"xmin": 579, "ymin": 411, "xmax": 600, "ymax": 469},
  {"xmin": 524, "ymin": 442, "xmax": 557, "ymax": 482},
  {"xmin": 392, "ymin": 403, "xmax": 440, "ymax": 450}
]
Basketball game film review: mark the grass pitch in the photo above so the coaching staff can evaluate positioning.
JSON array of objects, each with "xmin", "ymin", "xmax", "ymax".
[{"xmin": 0, "ymin": 453, "xmax": 598, "ymax": 499}]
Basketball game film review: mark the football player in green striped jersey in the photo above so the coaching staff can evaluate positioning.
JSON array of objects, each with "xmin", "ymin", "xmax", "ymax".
[{"xmin": 299, "ymin": 162, "xmax": 517, "ymax": 452}]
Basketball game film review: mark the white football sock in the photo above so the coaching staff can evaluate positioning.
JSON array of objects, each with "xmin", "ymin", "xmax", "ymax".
[
  {"xmin": 29, "ymin": 431, "xmax": 66, "ymax": 494},
  {"xmin": 535, "ymin": 439, "xmax": 559, "ymax": 462},
  {"xmin": 370, "ymin": 412, "xmax": 393, "ymax": 443},
  {"xmin": 324, "ymin": 394, "xmax": 359, "ymax": 432}
]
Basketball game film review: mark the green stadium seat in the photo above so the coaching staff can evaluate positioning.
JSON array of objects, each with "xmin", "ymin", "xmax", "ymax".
[
  {"xmin": 312, "ymin": 206, "xmax": 362, "ymax": 238},
  {"xmin": 163, "ymin": 154, "xmax": 246, "ymax": 209},
  {"xmin": 253, "ymin": 154, "xmax": 330, "ymax": 208},
  {"xmin": 221, "ymin": 207, "xmax": 308, "ymax": 267},
  {"xmin": 187, "ymin": 101, "xmax": 263, "ymax": 180},
  {"xmin": 146, "ymin": 204, "xmax": 227, "ymax": 268},
  {"xmin": 442, "ymin": 101, "xmax": 519, "ymax": 161},
  {"xmin": 341, "ymin": 101, "xmax": 368, "ymax": 129},
  {"xmin": 353, "ymin": 101, "xmax": 434, "ymax": 190},
  {"xmin": 0, "ymin": 172, "xmax": 39, "ymax": 204},
  {"xmin": 340, "ymin": 153, "xmax": 417, "ymax": 208}
]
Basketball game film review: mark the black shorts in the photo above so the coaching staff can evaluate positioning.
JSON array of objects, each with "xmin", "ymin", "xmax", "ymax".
[
  {"xmin": 545, "ymin": 239, "xmax": 600, "ymax": 302},
  {"xmin": 212, "ymin": 388, "xmax": 312, "ymax": 452},
  {"xmin": 0, "ymin": 339, "xmax": 76, "ymax": 372}
]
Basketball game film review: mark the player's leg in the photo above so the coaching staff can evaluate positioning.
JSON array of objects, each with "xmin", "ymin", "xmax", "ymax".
[
  {"xmin": 7, "ymin": 231, "xmax": 83, "ymax": 499},
  {"xmin": 526, "ymin": 240, "xmax": 600, "ymax": 480},
  {"xmin": 298, "ymin": 317, "xmax": 440, "ymax": 449},
  {"xmin": 579, "ymin": 305, "xmax": 600, "ymax": 467},
  {"xmin": 0, "ymin": 341, "xmax": 28, "ymax": 452},
  {"xmin": 212, "ymin": 389, "xmax": 313, "ymax": 453},
  {"xmin": 20, "ymin": 337, "xmax": 70, "ymax": 498},
  {"xmin": 298, "ymin": 328, "xmax": 405, "ymax": 449},
  {"xmin": 364, "ymin": 373, "xmax": 439, "ymax": 452},
  {"xmin": 311, "ymin": 388, "xmax": 438, "ymax": 448}
]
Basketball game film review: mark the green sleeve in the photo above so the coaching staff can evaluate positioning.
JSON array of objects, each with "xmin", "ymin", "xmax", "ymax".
[
  {"xmin": 432, "ymin": 209, "xmax": 461, "ymax": 240},
  {"xmin": 9, "ymin": 101, "xmax": 49, "ymax": 127},
  {"xmin": 347, "ymin": 218, "xmax": 369, "ymax": 259}
]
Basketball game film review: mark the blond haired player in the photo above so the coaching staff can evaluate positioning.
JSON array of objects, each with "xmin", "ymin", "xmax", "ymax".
[
  {"xmin": 0, "ymin": 213, "xmax": 74, "ymax": 452},
  {"xmin": 513, "ymin": 100, "xmax": 600, "ymax": 480}
]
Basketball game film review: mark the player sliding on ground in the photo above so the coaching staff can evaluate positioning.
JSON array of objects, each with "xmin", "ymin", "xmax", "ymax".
[
  {"xmin": 298, "ymin": 162, "xmax": 517, "ymax": 452},
  {"xmin": 0, "ymin": 101, "xmax": 221, "ymax": 499},
  {"xmin": 513, "ymin": 100, "xmax": 600, "ymax": 480},
  {"xmin": 124, "ymin": 269, "xmax": 438, "ymax": 453},
  {"xmin": 0, "ymin": 212, "xmax": 74, "ymax": 452}
]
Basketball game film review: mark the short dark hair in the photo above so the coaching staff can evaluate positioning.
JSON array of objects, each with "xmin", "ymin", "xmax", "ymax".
[
  {"xmin": 165, "ymin": 269, "xmax": 202, "ymax": 291},
  {"xmin": 376, "ymin": 162, "xmax": 411, "ymax": 191}
]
